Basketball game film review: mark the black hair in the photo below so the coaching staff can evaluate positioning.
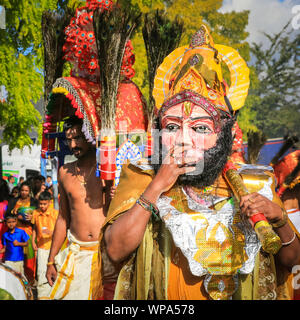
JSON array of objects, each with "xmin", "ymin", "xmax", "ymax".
[
  {"xmin": 38, "ymin": 191, "xmax": 52, "ymax": 201},
  {"xmin": 20, "ymin": 181, "xmax": 32, "ymax": 192},
  {"xmin": 11, "ymin": 186, "xmax": 20, "ymax": 194},
  {"xmin": 0, "ymin": 179, "xmax": 10, "ymax": 202},
  {"xmin": 34, "ymin": 175, "xmax": 46, "ymax": 182},
  {"xmin": 63, "ymin": 116, "xmax": 83, "ymax": 132},
  {"xmin": 5, "ymin": 213, "xmax": 17, "ymax": 221}
]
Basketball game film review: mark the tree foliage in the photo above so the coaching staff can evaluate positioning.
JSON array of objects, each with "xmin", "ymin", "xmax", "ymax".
[
  {"xmin": 0, "ymin": 0, "xmax": 54, "ymax": 150},
  {"xmin": 249, "ymin": 23, "xmax": 300, "ymax": 138},
  {"xmin": 130, "ymin": 0, "xmax": 252, "ymax": 117},
  {"xmin": 142, "ymin": 10, "xmax": 184, "ymax": 123},
  {"xmin": 0, "ymin": 0, "xmax": 255, "ymax": 150},
  {"xmin": 0, "ymin": 0, "xmax": 82, "ymax": 150}
]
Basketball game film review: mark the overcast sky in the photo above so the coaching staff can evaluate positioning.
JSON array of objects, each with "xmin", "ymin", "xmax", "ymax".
[{"xmin": 219, "ymin": 0, "xmax": 299, "ymax": 47}]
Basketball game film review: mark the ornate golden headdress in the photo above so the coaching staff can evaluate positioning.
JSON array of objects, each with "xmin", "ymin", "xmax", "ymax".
[{"xmin": 153, "ymin": 25, "xmax": 250, "ymax": 132}]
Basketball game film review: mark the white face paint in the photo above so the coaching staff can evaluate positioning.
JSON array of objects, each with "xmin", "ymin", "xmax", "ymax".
[{"xmin": 161, "ymin": 102, "xmax": 218, "ymax": 166}]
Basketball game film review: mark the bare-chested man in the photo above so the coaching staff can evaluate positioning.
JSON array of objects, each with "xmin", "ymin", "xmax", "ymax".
[{"xmin": 45, "ymin": 116, "xmax": 116, "ymax": 300}]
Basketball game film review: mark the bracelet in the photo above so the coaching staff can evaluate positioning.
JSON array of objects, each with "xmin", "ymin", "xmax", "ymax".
[
  {"xmin": 271, "ymin": 208, "xmax": 288, "ymax": 229},
  {"xmin": 281, "ymin": 232, "xmax": 296, "ymax": 246},
  {"xmin": 47, "ymin": 261, "xmax": 55, "ymax": 266},
  {"xmin": 136, "ymin": 195, "xmax": 160, "ymax": 221}
]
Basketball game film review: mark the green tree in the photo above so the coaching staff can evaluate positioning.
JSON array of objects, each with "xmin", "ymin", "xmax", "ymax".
[
  {"xmin": 0, "ymin": 0, "xmax": 82, "ymax": 150},
  {"xmin": 249, "ymin": 23, "xmax": 300, "ymax": 138},
  {"xmin": 130, "ymin": 0, "xmax": 253, "ymax": 122},
  {"xmin": 0, "ymin": 0, "xmax": 55, "ymax": 150},
  {"xmin": 0, "ymin": 0, "xmax": 256, "ymax": 149}
]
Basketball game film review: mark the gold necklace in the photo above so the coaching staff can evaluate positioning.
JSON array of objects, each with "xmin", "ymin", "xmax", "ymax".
[{"xmin": 74, "ymin": 162, "xmax": 96, "ymax": 187}]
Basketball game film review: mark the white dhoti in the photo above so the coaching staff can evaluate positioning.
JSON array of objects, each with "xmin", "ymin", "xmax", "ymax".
[
  {"xmin": 49, "ymin": 230, "xmax": 98, "ymax": 300},
  {"xmin": 4, "ymin": 261, "xmax": 24, "ymax": 276},
  {"xmin": 36, "ymin": 248, "xmax": 52, "ymax": 300}
]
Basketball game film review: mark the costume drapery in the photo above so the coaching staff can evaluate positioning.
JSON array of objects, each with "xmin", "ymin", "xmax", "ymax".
[
  {"xmin": 95, "ymin": 160, "xmax": 296, "ymax": 300},
  {"xmin": 91, "ymin": 24, "xmax": 299, "ymax": 300}
]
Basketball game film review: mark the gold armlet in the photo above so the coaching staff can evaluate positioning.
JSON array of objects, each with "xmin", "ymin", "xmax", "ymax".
[{"xmin": 271, "ymin": 208, "xmax": 288, "ymax": 229}]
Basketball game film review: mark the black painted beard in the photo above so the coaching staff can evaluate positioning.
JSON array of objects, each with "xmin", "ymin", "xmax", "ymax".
[{"xmin": 151, "ymin": 118, "xmax": 234, "ymax": 188}]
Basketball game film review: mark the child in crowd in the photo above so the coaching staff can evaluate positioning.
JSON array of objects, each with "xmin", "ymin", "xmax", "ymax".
[
  {"xmin": 0, "ymin": 213, "xmax": 29, "ymax": 275},
  {"xmin": 31, "ymin": 191, "xmax": 58, "ymax": 299},
  {"xmin": 6, "ymin": 181, "xmax": 38, "ymax": 284},
  {"xmin": 10, "ymin": 186, "xmax": 20, "ymax": 199}
]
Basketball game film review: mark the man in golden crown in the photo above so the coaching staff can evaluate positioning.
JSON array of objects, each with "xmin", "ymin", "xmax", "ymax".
[{"xmin": 93, "ymin": 26, "xmax": 300, "ymax": 300}]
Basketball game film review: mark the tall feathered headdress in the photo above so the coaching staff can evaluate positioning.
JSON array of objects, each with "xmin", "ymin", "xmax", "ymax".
[
  {"xmin": 93, "ymin": 2, "xmax": 141, "ymax": 136},
  {"xmin": 43, "ymin": 0, "xmax": 148, "ymax": 180},
  {"xmin": 42, "ymin": 9, "xmax": 75, "ymax": 107},
  {"xmin": 41, "ymin": 8, "xmax": 74, "ymax": 158},
  {"xmin": 246, "ymin": 130, "xmax": 267, "ymax": 164},
  {"xmin": 142, "ymin": 10, "xmax": 184, "ymax": 125}
]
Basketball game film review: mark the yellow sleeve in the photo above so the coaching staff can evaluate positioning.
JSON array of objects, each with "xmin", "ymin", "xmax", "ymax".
[
  {"xmin": 104, "ymin": 162, "xmax": 153, "ymax": 227},
  {"xmin": 53, "ymin": 208, "xmax": 59, "ymax": 220},
  {"xmin": 31, "ymin": 210, "xmax": 38, "ymax": 224}
]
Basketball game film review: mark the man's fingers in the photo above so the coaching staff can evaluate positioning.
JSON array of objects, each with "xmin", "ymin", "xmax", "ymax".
[
  {"xmin": 49, "ymin": 273, "xmax": 57, "ymax": 287},
  {"xmin": 46, "ymin": 266, "xmax": 57, "ymax": 287},
  {"xmin": 47, "ymin": 275, "xmax": 53, "ymax": 287},
  {"xmin": 240, "ymin": 193, "xmax": 260, "ymax": 207},
  {"xmin": 241, "ymin": 198, "xmax": 265, "ymax": 210},
  {"xmin": 240, "ymin": 199, "xmax": 266, "ymax": 216},
  {"xmin": 178, "ymin": 166, "xmax": 196, "ymax": 175},
  {"xmin": 178, "ymin": 157, "xmax": 198, "ymax": 167}
]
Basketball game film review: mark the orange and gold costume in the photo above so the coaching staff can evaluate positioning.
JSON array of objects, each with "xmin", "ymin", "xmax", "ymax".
[
  {"xmin": 93, "ymin": 25, "xmax": 298, "ymax": 300},
  {"xmin": 97, "ymin": 160, "xmax": 296, "ymax": 300}
]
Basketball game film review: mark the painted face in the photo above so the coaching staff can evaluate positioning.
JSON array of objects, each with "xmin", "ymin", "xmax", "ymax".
[
  {"xmin": 65, "ymin": 124, "xmax": 90, "ymax": 159},
  {"xmin": 161, "ymin": 102, "xmax": 218, "ymax": 164}
]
